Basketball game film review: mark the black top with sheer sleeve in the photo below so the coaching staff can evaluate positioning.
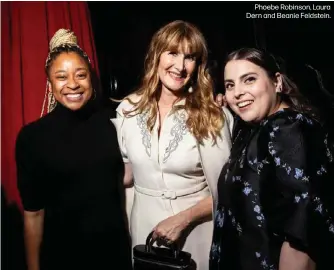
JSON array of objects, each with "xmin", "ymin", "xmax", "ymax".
[
  {"xmin": 210, "ymin": 108, "xmax": 334, "ymax": 270},
  {"xmin": 15, "ymin": 100, "xmax": 132, "ymax": 270}
]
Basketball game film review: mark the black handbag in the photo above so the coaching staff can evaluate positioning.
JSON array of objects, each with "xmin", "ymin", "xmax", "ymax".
[{"xmin": 133, "ymin": 231, "xmax": 192, "ymax": 269}]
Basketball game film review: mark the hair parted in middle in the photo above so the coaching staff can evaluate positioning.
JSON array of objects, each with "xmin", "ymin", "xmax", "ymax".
[{"xmin": 123, "ymin": 20, "xmax": 224, "ymax": 144}]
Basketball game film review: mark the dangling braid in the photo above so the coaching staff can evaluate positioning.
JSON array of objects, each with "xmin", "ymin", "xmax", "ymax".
[{"xmin": 41, "ymin": 29, "xmax": 91, "ymax": 117}]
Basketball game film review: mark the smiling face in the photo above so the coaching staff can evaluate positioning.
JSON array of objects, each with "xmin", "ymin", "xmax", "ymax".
[
  {"xmin": 158, "ymin": 46, "xmax": 197, "ymax": 93},
  {"xmin": 48, "ymin": 52, "xmax": 93, "ymax": 111},
  {"xmin": 224, "ymin": 60, "xmax": 282, "ymax": 122}
]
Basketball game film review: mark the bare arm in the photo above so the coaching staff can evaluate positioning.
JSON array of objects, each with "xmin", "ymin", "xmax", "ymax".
[
  {"xmin": 153, "ymin": 196, "xmax": 213, "ymax": 242},
  {"xmin": 279, "ymin": 241, "xmax": 315, "ymax": 270},
  {"xmin": 23, "ymin": 210, "xmax": 44, "ymax": 270},
  {"xmin": 181, "ymin": 196, "xmax": 212, "ymax": 225},
  {"xmin": 123, "ymin": 163, "xmax": 133, "ymax": 187}
]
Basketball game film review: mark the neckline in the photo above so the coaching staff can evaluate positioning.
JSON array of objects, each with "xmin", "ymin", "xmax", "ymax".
[
  {"xmin": 52, "ymin": 97, "xmax": 100, "ymax": 122},
  {"xmin": 258, "ymin": 107, "xmax": 304, "ymax": 126},
  {"xmin": 237, "ymin": 108, "xmax": 293, "ymax": 128}
]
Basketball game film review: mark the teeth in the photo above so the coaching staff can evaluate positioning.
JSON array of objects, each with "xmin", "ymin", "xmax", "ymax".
[
  {"xmin": 169, "ymin": 72, "xmax": 181, "ymax": 78},
  {"xmin": 237, "ymin": 101, "xmax": 253, "ymax": 108},
  {"xmin": 66, "ymin": 94, "xmax": 81, "ymax": 98}
]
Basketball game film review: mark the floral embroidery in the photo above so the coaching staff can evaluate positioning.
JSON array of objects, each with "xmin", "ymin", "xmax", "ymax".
[
  {"xmin": 232, "ymin": 175, "xmax": 241, "ymax": 182},
  {"xmin": 269, "ymin": 141, "xmax": 309, "ymax": 179},
  {"xmin": 210, "ymin": 109, "xmax": 334, "ymax": 269},
  {"xmin": 251, "ymin": 193, "xmax": 265, "ymax": 228},
  {"xmin": 215, "ymin": 208, "xmax": 225, "ymax": 228},
  {"xmin": 317, "ymin": 165, "xmax": 327, "ymax": 176},
  {"xmin": 233, "ymin": 129, "xmax": 242, "ymax": 145},
  {"xmin": 163, "ymin": 111, "xmax": 188, "ymax": 163},
  {"xmin": 136, "ymin": 112, "xmax": 151, "ymax": 157},
  {"xmin": 239, "ymin": 148, "xmax": 246, "ymax": 168},
  {"xmin": 226, "ymin": 209, "xmax": 243, "ymax": 235},
  {"xmin": 248, "ymin": 157, "xmax": 258, "ymax": 166},
  {"xmin": 253, "ymin": 251, "xmax": 276, "ymax": 270},
  {"xmin": 294, "ymin": 192, "xmax": 308, "ymax": 203},
  {"xmin": 313, "ymin": 196, "xmax": 334, "ymax": 234},
  {"xmin": 294, "ymin": 168, "xmax": 304, "ymax": 179},
  {"xmin": 210, "ymin": 206, "xmax": 224, "ymax": 264},
  {"xmin": 324, "ymin": 133, "xmax": 333, "ymax": 162},
  {"xmin": 242, "ymin": 182, "xmax": 252, "ymax": 195},
  {"xmin": 296, "ymin": 113, "xmax": 314, "ymax": 125},
  {"xmin": 249, "ymin": 156, "xmax": 270, "ymax": 174},
  {"xmin": 210, "ymin": 242, "xmax": 221, "ymax": 262}
]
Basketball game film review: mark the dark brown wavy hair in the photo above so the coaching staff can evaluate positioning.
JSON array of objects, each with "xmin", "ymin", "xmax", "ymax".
[{"xmin": 224, "ymin": 47, "xmax": 319, "ymax": 119}]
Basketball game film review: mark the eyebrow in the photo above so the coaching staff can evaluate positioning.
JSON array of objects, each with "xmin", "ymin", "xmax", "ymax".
[
  {"xmin": 168, "ymin": 50, "xmax": 196, "ymax": 57},
  {"xmin": 224, "ymin": 72, "xmax": 257, "ymax": 83},
  {"xmin": 185, "ymin": 53, "xmax": 196, "ymax": 58},
  {"xmin": 54, "ymin": 67, "xmax": 87, "ymax": 74}
]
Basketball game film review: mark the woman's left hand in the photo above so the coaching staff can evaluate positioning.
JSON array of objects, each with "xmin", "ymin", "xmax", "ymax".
[{"xmin": 152, "ymin": 212, "xmax": 191, "ymax": 245}]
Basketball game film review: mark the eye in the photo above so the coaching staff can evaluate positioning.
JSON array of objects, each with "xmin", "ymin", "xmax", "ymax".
[
  {"xmin": 225, "ymin": 83, "xmax": 234, "ymax": 90},
  {"xmin": 77, "ymin": 73, "xmax": 87, "ymax": 79},
  {"xmin": 245, "ymin": 76, "xmax": 256, "ymax": 84},
  {"xmin": 168, "ymin": 51, "xmax": 178, "ymax": 56},
  {"xmin": 185, "ymin": 54, "xmax": 196, "ymax": 62},
  {"xmin": 56, "ymin": 75, "xmax": 66, "ymax": 80}
]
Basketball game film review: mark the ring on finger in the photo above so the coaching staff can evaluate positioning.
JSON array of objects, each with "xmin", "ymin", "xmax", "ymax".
[{"xmin": 166, "ymin": 239, "xmax": 174, "ymax": 245}]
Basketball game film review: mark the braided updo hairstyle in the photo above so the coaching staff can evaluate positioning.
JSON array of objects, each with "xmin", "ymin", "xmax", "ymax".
[
  {"xmin": 45, "ymin": 29, "xmax": 91, "ymax": 78},
  {"xmin": 41, "ymin": 29, "xmax": 93, "ymax": 116}
]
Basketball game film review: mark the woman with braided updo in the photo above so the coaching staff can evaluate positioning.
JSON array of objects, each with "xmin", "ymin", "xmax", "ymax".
[{"xmin": 15, "ymin": 29, "xmax": 132, "ymax": 270}]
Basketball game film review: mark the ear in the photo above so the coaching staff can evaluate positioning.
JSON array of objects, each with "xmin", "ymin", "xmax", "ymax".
[{"xmin": 274, "ymin": 72, "xmax": 283, "ymax": 93}]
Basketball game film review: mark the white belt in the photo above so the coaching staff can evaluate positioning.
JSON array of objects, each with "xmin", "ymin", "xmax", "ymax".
[{"xmin": 134, "ymin": 182, "xmax": 208, "ymax": 200}]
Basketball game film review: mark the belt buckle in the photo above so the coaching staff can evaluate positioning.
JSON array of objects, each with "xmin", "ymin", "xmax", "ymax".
[{"xmin": 162, "ymin": 190, "xmax": 177, "ymax": 200}]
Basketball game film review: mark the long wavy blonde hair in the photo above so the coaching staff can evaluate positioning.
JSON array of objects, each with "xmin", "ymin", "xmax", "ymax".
[{"xmin": 123, "ymin": 20, "xmax": 224, "ymax": 144}]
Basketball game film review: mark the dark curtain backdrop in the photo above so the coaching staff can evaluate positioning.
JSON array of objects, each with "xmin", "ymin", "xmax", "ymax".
[
  {"xmin": 88, "ymin": 2, "xmax": 334, "ymax": 113},
  {"xmin": 1, "ymin": 1, "xmax": 99, "ymax": 211}
]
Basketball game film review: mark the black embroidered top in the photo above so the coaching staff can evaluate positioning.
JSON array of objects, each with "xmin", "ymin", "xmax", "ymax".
[{"xmin": 210, "ymin": 108, "xmax": 334, "ymax": 270}]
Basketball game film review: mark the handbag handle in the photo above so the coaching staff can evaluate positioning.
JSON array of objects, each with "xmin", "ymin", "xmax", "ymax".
[{"xmin": 145, "ymin": 231, "xmax": 180, "ymax": 259}]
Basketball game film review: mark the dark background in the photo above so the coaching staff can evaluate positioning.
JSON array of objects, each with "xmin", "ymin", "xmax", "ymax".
[{"xmin": 88, "ymin": 1, "xmax": 334, "ymax": 118}]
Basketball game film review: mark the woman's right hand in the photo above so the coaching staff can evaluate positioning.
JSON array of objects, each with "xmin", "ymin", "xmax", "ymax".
[
  {"xmin": 152, "ymin": 211, "xmax": 191, "ymax": 246},
  {"xmin": 215, "ymin": 93, "xmax": 227, "ymax": 107}
]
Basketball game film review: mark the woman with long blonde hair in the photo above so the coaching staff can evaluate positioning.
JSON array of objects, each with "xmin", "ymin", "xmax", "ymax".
[{"xmin": 112, "ymin": 20, "xmax": 233, "ymax": 269}]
